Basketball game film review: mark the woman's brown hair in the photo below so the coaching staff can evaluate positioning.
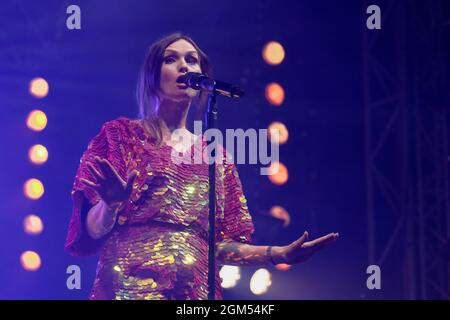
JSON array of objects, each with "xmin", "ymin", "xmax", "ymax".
[{"xmin": 136, "ymin": 33, "xmax": 212, "ymax": 144}]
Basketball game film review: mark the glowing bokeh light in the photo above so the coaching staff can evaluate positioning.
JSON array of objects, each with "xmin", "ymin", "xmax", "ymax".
[
  {"xmin": 262, "ymin": 41, "xmax": 285, "ymax": 65},
  {"xmin": 220, "ymin": 265, "xmax": 241, "ymax": 289},
  {"xmin": 26, "ymin": 110, "xmax": 47, "ymax": 132},
  {"xmin": 29, "ymin": 77, "xmax": 49, "ymax": 98},
  {"xmin": 275, "ymin": 263, "xmax": 292, "ymax": 271},
  {"xmin": 267, "ymin": 161, "xmax": 288, "ymax": 185},
  {"xmin": 23, "ymin": 214, "xmax": 44, "ymax": 235},
  {"xmin": 268, "ymin": 121, "xmax": 289, "ymax": 144},
  {"xmin": 270, "ymin": 205, "xmax": 291, "ymax": 227},
  {"xmin": 20, "ymin": 251, "xmax": 41, "ymax": 271},
  {"xmin": 265, "ymin": 82, "xmax": 285, "ymax": 106},
  {"xmin": 250, "ymin": 268, "xmax": 272, "ymax": 295},
  {"xmin": 24, "ymin": 178, "xmax": 44, "ymax": 200},
  {"xmin": 29, "ymin": 144, "xmax": 48, "ymax": 165}
]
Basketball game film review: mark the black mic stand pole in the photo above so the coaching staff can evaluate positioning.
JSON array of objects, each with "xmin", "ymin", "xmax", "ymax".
[{"xmin": 205, "ymin": 92, "xmax": 218, "ymax": 300}]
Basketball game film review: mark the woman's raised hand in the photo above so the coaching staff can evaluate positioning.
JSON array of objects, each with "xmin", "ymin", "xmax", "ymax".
[
  {"xmin": 80, "ymin": 156, "xmax": 138, "ymax": 207},
  {"xmin": 273, "ymin": 231, "xmax": 339, "ymax": 265}
]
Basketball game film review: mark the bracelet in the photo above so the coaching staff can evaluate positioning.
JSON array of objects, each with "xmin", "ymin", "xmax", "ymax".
[
  {"xmin": 106, "ymin": 200, "xmax": 126, "ymax": 215},
  {"xmin": 266, "ymin": 246, "xmax": 277, "ymax": 265}
]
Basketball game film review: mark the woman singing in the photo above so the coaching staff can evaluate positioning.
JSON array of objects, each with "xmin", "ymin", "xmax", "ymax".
[{"xmin": 65, "ymin": 33, "xmax": 339, "ymax": 300}]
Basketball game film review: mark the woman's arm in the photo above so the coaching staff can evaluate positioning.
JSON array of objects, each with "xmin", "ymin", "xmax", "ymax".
[
  {"xmin": 86, "ymin": 200, "xmax": 120, "ymax": 240},
  {"xmin": 216, "ymin": 241, "xmax": 280, "ymax": 266},
  {"xmin": 216, "ymin": 231, "xmax": 339, "ymax": 266},
  {"xmin": 81, "ymin": 156, "xmax": 138, "ymax": 240}
]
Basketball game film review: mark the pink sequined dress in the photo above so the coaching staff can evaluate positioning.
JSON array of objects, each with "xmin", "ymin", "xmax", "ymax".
[{"xmin": 65, "ymin": 118, "xmax": 254, "ymax": 300}]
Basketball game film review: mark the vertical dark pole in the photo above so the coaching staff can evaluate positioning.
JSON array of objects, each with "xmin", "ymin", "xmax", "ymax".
[{"xmin": 205, "ymin": 93, "xmax": 218, "ymax": 300}]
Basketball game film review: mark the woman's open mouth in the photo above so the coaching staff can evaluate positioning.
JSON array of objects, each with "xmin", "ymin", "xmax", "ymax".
[{"xmin": 177, "ymin": 83, "xmax": 188, "ymax": 89}]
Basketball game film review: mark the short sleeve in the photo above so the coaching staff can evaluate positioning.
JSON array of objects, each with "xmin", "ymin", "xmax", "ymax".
[
  {"xmin": 217, "ymin": 163, "xmax": 255, "ymax": 244},
  {"xmin": 64, "ymin": 118, "xmax": 129, "ymax": 256}
]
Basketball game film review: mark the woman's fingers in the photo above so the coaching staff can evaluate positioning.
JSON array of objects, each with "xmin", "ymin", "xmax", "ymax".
[
  {"xmin": 306, "ymin": 233, "xmax": 339, "ymax": 249},
  {"xmin": 125, "ymin": 170, "xmax": 138, "ymax": 195},
  {"xmin": 80, "ymin": 178, "xmax": 100, "ymax": 190},
  {"xmin": 86, "ymin": 162, "xmax": 105, "ymax": 181},
  {"xmin": 94, "ymin": 157, "xmax": 113, "ymax": 179},
  {"xmin": 95, "ymin": 157, "xmax": 124, "ymax": 184},
  {"xmin": 291, "ymin": 231, "xmax": 309, "ymax": 248},
  {"xmin": 285, "ymin": 232, "xmax": 339, "ymax": 264}
]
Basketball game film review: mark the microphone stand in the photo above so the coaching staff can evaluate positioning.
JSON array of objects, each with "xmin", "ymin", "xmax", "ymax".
[
  {"xmin": 182, "ymin": 73, "xmax": 242, "ymax": 299},
  {"xmin": 205, "ymin": 92, "xmax": 218, "ymax": 300}
]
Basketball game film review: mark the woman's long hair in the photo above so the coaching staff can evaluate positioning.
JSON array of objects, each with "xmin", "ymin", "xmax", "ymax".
[{"xmin": 136, "ymin": 33, "xmax": 212, "ymax": 144}]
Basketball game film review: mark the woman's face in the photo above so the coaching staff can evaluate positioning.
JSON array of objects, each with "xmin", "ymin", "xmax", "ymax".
[{"xmin": 159, "ymin": 39, "xmax": 202, "ymax": 102}]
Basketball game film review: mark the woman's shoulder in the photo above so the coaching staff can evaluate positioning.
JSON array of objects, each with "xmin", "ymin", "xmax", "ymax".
[
  {"xmin": 101, "ymin": 117, "xmax": 144, "ymax": 135},
  {"xmin": 102, "ymin": 117, "xmax": 155, "ymax": 144},
  {"xmin": 92, "ymin": 117, "xmax": 141, "ymax": 144},
  {"xmin": 102, "ymin": 117, "xmax": 134, "ymax": 129}
]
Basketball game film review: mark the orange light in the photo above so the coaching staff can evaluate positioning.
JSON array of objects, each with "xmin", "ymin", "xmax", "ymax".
[
  {"xmin": 270, "ymin": 205, "xmax": 291, "ymax": 227},
  {"xmin": 20, "ymin": 251, "xmax": 41, "ymax": 271},
  {"xmin": 268, "ymin": 121, "xmax": 289, "ymax": 144},
  {"xmin": 23, "ymin": 215, "xmax": 44, "ymax": 235},
  {"xmin": 29, "ymin": 77, "xmax": 49, "ymax": 98},
  {"xmin": 267, "ymin": 161, "xmax": 288, "ymax": 185},
  {"xmin": 29, "ymin": 144, "xmax": 48, "ymax": 165},
  {"xmin": 24, "ymin": 178, "xmax": 44, "ymax": 200},
  {"xmin": 262, "ymin": 41, "xmax": 285, "ymax": 65},
  {"xmin": 26, "ymin": 110, "xmax": 47, "ymax": 132},
  {"xmin": 265, "ymin": 82, "xmax": 285, "ymax": 106},
  {"xmin": 275, "ymin": 263, "xmax": 292, "ymax": 271}
]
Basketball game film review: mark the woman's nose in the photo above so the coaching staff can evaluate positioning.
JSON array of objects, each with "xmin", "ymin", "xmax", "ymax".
[
  {"xmin": 179, "ymin": 60, "xmax": 188, "ymax": 73},
  {"xmin": 179, "ymin": 65, "xmax": 188, "ymax": 73}
]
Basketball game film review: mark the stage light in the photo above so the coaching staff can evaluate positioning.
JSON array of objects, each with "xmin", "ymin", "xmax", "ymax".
[
  {"xmin": 275, "ymin": 263, "xmax": 292, "ymax": 271},
  {"xmin": 250, "ymin": 268, "xmax": 272, "ymax": 295},
  {"xmin": 29, "ymin": 77, "xmax": 49, "ymax": 98},
  {"xmin": 24, "ymin": 178, "xmax": 44, "ymax": 200},
  {"xmin": 26, "ymin": 110, "xmax": 47, "ymax": 132},
  {"xmin": 23, "ymin": 214, "xmax": 44, "ymax": 235},
  {"xmin": 267, "ymin": 161, "xmax": 288, "ymax": 185},
  {"xmin": 269, "ymin": 205, "xmax": 291, "ymax": 227},
  {"xmin": 29, "ymin": 144, "xmax": 48, "ymax": 165},
  {"xmin": 220, "ymin": 265, "xmax": 241, "ymax": 289},
  {"xmin": 265, "ymin": 82, "xmax": 285, "ymax": 106},
  {"xmin": 20, "ymin": 251, "xmax": 41, "ymax": 271},
  {"xmin": 268, "ymin": 121, "xmax": 289, "ymax": 144},
  {"xmin": 262, "ymin": 41, "xmax": 285, "ymax": 65}
]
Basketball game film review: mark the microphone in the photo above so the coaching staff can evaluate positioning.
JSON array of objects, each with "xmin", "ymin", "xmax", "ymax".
[{"xmin": 176, "ymin": 72, "xmax": 245, "ymax": 99}]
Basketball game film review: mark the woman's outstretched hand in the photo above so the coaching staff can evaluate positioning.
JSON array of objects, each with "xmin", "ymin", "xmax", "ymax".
[
  {"xmin": 80, "ymin": 156, "xmax": 138, "ymax": 207},
  {"xmin": 273, "ymin": 231, "xmax": 339, "ymax": 265}
]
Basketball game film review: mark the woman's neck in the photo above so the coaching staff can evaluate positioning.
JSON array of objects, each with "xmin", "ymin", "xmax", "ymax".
[{"xmin": 157, "ymin": 98, "xmax": 191, "ymax": 141}]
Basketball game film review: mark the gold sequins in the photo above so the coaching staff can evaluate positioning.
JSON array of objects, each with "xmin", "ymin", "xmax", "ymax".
[
  {"xmin": 183, "ymin": 254, "xmax": 196, "ymax": 265},
  {"xmin": 186, "ymin": 185, "xmax": 196, "ymax": 194},
  {"xmin": 117, "ymin": 215, "xmax": 127, "ymax": 225},
  {"xmin": 153, "ymin": 187, "xmax": 168, "ymax": 196},
  {"xmin": 74, "ymin": 118, "xmax": 254, "ymax": 300},
  {"xmin": 166, "ymin": 255, "xmax": 175, "ymax": 264}
]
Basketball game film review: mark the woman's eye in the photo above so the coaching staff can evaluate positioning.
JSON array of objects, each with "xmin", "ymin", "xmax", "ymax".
[
  {"xmin": 164, "ymin": 56, "xmax": 176, "ymax": 64},
  {"xmin": 187, "ymin": 56, "xmax": 198, "ymax": 64}
]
